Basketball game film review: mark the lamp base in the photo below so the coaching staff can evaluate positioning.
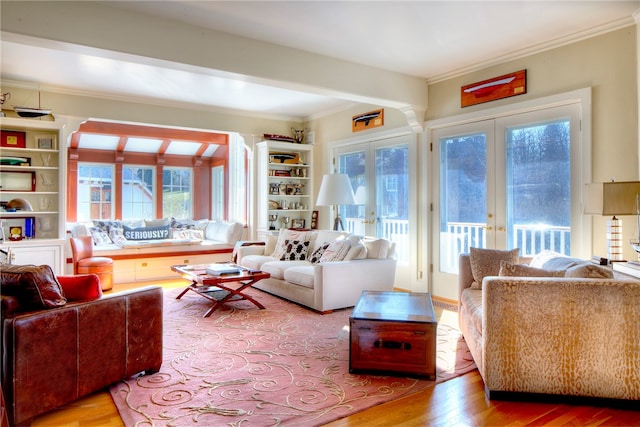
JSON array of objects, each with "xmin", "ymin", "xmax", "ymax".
[
  {"xmin": 333, "ymin": 215, "xmax": 345, "ymax": 231},
  {"xmin": 607, "ymin": 216, "xmax": 623, "ymax": 261}
]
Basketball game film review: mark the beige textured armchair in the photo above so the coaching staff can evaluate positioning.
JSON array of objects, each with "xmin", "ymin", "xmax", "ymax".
[{"xmin": 458, "ymin": 253, "xmax": 640, "ymax": 401}]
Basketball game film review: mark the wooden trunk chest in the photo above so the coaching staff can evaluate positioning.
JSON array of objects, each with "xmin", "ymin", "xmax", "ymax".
[{"xmin": 349, "ymin": 291, "xmax": 437, "ymax": 379}]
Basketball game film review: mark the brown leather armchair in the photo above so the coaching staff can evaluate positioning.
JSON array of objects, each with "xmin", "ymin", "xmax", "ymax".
[
  {"xmin": 1, "ymin": 266, "xmax": 162, "ymax": 426},
  {"xmin": 70, "ymin": 236, "xmax": 114, "ymax": 291}
]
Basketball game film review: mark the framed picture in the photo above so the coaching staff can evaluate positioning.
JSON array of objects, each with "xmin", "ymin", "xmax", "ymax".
[
  {"xmin": 0, "ymin": 171, "xmax": 36, "ymax": 191},
  {"xmin": 352, "ymin": 108, "xmax": 384, "ymax": 132},
  {"xmin": 291, "ymin": 219, "xmax": 305, "ymax": 229},
  {"xmin": 36, "ymin": 135, "xmax": 56, "ymax": 149},
  {"xmin": 311, "ymin": 210, "xmax": 318, "ymax": 229},
  {"xmin": 1, "ymin": 130, "xmax": 26, "ymax": 148},
  {"xmin": 9, "ymin": 226, "xmax": 22, "ymax": 241}
]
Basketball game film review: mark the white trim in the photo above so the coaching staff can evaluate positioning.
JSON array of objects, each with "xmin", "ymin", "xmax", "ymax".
[
  {"xmin": 425, "ymin": 88, "xmax": 592, "ymax": 130},
  {"xmin": 325, "ymin": 126, "xmax": 415, "ymax": 174}
]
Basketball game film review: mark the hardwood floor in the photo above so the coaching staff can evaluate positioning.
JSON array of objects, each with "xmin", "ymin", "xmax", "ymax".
[{"xmin": 30, "ymin": 280, "xmax": 640, "ymax": 427}]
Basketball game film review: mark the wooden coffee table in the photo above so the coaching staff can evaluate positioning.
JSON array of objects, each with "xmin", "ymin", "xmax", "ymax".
[
  {"xmin": 171, "ymin": 264, "xmax": 270, "ymax": 317},
  {"xmin": 349, "ymin": 291, "xmax": 437, "ymax": 378}
]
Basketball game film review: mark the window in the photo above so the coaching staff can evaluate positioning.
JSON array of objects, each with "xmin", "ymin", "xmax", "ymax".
[
  {"xmin": 78, "ymin": 164, "xmax": 114, "ymax": 221},
  {"xmin": 162, "ymin": 167, "xmax": 192, "ymax": 218},
  {"xmin": 211, "ymin": 165, "xmax": 224, "ymax": 220},
  {"xmin": 122, "ymin": 166, "xmax": 155, "ymax": 219},
  {"xmin": 67, "ymin": 120, "xmax": 246, "ymax": 223}
]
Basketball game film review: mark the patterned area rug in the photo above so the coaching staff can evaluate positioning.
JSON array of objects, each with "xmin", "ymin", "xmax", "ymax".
[{"xmin": 110, "ymin": 288, "xmax": 476, "ymax": 426}]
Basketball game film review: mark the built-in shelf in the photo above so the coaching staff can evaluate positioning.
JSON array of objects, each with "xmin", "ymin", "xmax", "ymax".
[{"xmin": 257, "ymin": 140, "xmax": 314, "ymax": 239}]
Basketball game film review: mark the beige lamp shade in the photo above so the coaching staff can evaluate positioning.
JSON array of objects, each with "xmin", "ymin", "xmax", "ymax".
[{"xmin": 584, "ymin": 182, "xmax": 640, "ymax": 215}]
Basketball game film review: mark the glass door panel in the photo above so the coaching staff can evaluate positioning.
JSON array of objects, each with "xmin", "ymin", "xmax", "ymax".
[
  {"xmin": 374, "ymin": 145, "xmax": 409, "ymax": 262},
  {"xmin": 338, "ymin": 150, "xmax": 367, "ymax": 236},
  {"xmin": 336, "ymin": 134, "xmax": 414, "ymax": 286},
  {"xmin": 431, "ymin": 121, "xmax": 494, "ymax": 300},
  {"xmin": 504, "ymin": 118, "xmax": 572, "ymax": 256}
]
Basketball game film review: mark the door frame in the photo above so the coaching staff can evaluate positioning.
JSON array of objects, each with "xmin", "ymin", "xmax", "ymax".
[
  {"xmin": 423, "ymin": 87, "xmax": 592, "ymax": 302},
  {"xmin": 327, "ymin": 126, "xmax": 422, "ymax": 290}
]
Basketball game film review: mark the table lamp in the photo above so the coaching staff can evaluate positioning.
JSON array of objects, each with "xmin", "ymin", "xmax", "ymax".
[
  {"xmin": 584, "ymin": 181, "xmax": 640, "ymax": 261},
  {"xmin": 316, "ymin": 173, "xmax": 356, "ymax": 231}
]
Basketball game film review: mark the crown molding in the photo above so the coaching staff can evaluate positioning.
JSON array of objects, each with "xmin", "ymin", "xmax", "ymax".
[{"xmin": 427, "ymin": 15, "xmax": 637, "ymax": 85}]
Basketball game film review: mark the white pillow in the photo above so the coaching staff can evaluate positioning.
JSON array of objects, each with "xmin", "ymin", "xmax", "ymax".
[
  {"xmin": 319, "ymin": 239, "xmax": 351, "ymax": 262},
  {"xmin": 529, "ymin": 250, "xmax": 564, "ymax": 268},
  {"xmin": 363, "ymin": 238, "xmax": 390, "ymax": 259},
  {"xmin": 344, "ymin": 235, "xmax": 367, "ymax": 260},
  {"xmin": 205, "ymin": 221, "xmax": 226, "ymax": 241}
]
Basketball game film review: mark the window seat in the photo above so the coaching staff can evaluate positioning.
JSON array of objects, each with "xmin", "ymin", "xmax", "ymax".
[{"xmin": 66, "ymin": 220, "xmax": 244, "ymax": 282}]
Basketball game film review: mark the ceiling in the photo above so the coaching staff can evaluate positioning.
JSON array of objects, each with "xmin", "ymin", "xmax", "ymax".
[{"xmin": 2, "ymin": 1, "xmax": 639, "ymax": 121}]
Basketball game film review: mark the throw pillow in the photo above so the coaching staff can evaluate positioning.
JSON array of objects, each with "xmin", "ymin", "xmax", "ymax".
[
  {"xmin": 272, "ymin": 229, "xmax": 312, "ymax": 259},
  {"xmin": 172, "ymin": 228, "xmax": 204, "ymax": 240},
  {"xmin": 123, "ymin": 225, "xmax": 170, "ymax": 240},
  {"xmin": 529, "ymin": 250, "xmax": 583, "ymax": 271},
  {"xmin": 57, "ymin": 274, "xmax": 102, "ymax": 301},
  {"xmin": 280, "ymin": 239, "xmax": 310, "ymax": 261},
  {"xmin": 309, "ymin": 242, "xmax": 330, "ymax": 264},
  {"xmin": 0, "ymin": 264, "xmax": 66, "ymax": 309},
  {"xmin": 145, "ymin": 218, "xmax": 171, "ymax": 227},
  {"xmin": 469, "ymin": 247, "xmax": 520, "ymax": 289},
  {"xmin": 498, "ymin": 260, "xmax": 565, "ymax": 277},
  {"xmin": 92, "ymin": 220, "xmax": 122, "ymax": 235},
  {"xmin": 565, "ymin": 263, "xmax": 614, "ymax": 278},
  {"xmin": 170, "ymin": 217, "xmax": 196, "ymax": 229},
  {"xmin": 88, "ymin": 227, "xmax": 112, "ymax": 246},
  {"xmin": 344, "ymin": 236, "xmax": 367, "ymax": 260},
  {"xmin": 363, "ymin": 238, "xmax": 390, "ymax": 259},
  {"xmin": 319, "ymin": 239, "xmax": 352, "ymax": 262}
]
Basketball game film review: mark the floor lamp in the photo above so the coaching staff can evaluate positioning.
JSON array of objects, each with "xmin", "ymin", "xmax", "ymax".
[
  {"xmin": 316, "ymin": 173, "xmax": 356, "ymax": 231},
  {"xmin": 584, "ymin": 181, "xmax": 640, "ymax": 262}
]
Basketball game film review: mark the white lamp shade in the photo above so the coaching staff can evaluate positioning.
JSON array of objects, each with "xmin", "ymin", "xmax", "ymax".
[{"xmin": 316, "ymin": 174, "xmax": 356, "ymax": 206}]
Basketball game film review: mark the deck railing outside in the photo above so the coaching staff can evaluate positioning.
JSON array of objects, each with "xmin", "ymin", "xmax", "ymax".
[
  {"xmin": 345, "ymin": 218, "xmax": 570, "ymax": 270},
  {"xmin": 344, "ymin": 217, "xmax": 409, "ymax": 262},
  {"xmin": 441, "ymin": 221, "xmax": 571, "ymax": 272}
]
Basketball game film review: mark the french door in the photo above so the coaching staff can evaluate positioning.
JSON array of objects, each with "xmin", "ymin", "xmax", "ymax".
[
  {"xmin": 334, "ymin": 133, "xmax": 416, "ymax": 286},
  {"xmin": 431, "ymin": 103, "xmax": 584, "ymax": 300}
]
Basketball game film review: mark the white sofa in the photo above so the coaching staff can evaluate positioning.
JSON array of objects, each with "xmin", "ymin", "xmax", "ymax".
[{"xmin": 236, "ymin": 229, "xmax": 397, "ymax": 312}]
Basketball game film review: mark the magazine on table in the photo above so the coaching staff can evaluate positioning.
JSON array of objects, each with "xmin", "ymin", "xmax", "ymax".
[{"xmin": 205, "ymin": 263, "xmax": 242, "ymax": 276}]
